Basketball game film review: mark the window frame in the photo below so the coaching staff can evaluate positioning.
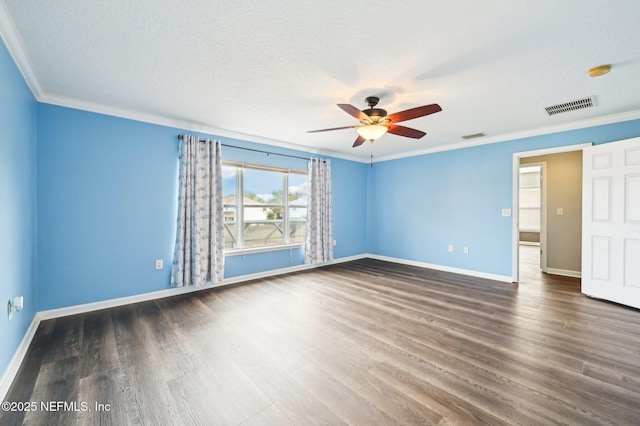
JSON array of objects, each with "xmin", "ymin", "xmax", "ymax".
[{"xmin": 222, "ymin": 161, "xmax": 308, "ymax": 255}]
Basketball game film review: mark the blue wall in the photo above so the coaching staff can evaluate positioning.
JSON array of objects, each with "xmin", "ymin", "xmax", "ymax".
[
  {"xmin": 369, "ymin": 119, "xmax": 640, "ymax": 277},
  {"xmin": 37, "ymin": 105, "xmax": 178, "ymax": 310},
  {"xmin": 0, "ymin": 41, "xmax": 38, "ymax": 383},
  {"xmin": 35, "ymin": 102, "xmax": 640, "ymax": 312},
  {"xmin": 36, "ymin": 105, "xmax": 368, "ymax": 310}
]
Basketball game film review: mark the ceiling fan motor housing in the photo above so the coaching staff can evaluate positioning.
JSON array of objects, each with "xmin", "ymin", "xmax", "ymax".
[
  {"xmin": 363, "ymin": 108, "xmax": 388, "ymax": 120},
  {"xmin": 363, "ymin": 97, "xmax": 387, "ymax": 121}
]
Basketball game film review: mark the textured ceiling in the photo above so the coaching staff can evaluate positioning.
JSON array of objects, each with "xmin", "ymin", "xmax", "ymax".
[{"xmin": 2, "ymin": 1, "xmax": 640, "ymax": 162}]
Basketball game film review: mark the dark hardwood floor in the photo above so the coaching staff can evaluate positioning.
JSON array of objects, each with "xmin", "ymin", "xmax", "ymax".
[{"xmin": 3, "ymin": 252, "xmax": 640, "ymax": 425}]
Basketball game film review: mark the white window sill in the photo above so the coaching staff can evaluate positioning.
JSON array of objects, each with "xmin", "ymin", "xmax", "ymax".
[
  {"xmin": 225, "ymin": 243, "xmax": 304, "ymax": 256},
  {"xmin": 519, "ymin": 228, "xmax": 541, "ymax": 233}
]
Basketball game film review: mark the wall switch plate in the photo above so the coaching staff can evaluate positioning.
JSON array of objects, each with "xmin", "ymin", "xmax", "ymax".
[
  {"xmin": 155, "ymin": 259, "xmax": 163, "ymax": 270},
  {"xmin": 332, "ymin": 240, "xmax": 337, "ymax": 246},
  {"xmin": 464, "ymin": 246, "xmax": 469, "ymax": 254},
  {"xmin": 13, "ymin": 296, "xmax": 23, "ymax": 311},
  {"xmin": 502, "ymin": 209, "xmax": 512, "ymax": 217},
  {"xmin": 448, "ymin": 245, "xmax": 454, "ymax": 252},
  {"xmin": 556, "ymin": 208, "xmax": 564, "ymax": 216}
]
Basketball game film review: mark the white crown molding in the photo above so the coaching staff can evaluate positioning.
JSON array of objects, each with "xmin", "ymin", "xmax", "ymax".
[
  {"xmin": 38, "ymin": 93, "xmax": 367, "ymax": 164},
  {"xmin": 0, "ymin": 2, "xmax": 43, "ymax": 98},
  {"xmin": 43, "ymin": 91, "xmax": 640, "ymax": 165},
  {"xmin": 0, "ymin": 2, "xmax": 363, "ymax": 164},
  {"xmin": 375, "ymin": 109, "xmax": 640, "ymax": 163},
  {"xmin": 3, "ymin": 0, "xmax": 639, "ymax": 165},
  {"xmin": 0, "ymin": 4, "xmax": 364, "ymax": 165}
]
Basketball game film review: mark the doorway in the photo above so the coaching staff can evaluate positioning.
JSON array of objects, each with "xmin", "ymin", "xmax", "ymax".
[
  {"xmin": 517, "ymin": 163, "xmax": 545, "ymax": 280},
  {"xmin": 512, "ymin": 143, "xmax": 589, "ymax": 283}
]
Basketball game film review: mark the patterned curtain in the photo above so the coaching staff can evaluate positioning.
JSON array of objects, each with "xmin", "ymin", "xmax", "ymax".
[
  {"xmin": 305, "ymin": 158, "xmax": 333, "ymax": 264},
  {"xmin": 171, "ymin": 134, "xmax": 224, "ymax": 286}
]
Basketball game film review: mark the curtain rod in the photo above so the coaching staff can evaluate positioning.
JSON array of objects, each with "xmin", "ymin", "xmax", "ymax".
[{"xmin": 177, "ymin": 135, "xmax": 313, "ymax": 162}]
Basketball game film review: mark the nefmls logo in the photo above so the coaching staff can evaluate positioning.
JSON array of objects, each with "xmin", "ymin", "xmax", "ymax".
[{"xmin": 41, "ymin": 401, "xmax": 89, "ymax": 412}]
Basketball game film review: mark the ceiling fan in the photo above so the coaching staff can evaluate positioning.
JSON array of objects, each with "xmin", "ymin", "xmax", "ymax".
[{"xmin": 308, "ymin": 96, "xmax": 442, "ymax": 147}]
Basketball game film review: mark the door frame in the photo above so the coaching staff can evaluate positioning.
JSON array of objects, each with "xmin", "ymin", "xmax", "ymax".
[{"xmin": 512, "ymin": 143, "xmax": 591, "ymax": 282}]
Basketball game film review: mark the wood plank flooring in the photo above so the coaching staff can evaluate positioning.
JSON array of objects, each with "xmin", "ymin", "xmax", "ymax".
[{"xmin": 2, "ymin": 252, "xmax": 640, "ymax": 425}]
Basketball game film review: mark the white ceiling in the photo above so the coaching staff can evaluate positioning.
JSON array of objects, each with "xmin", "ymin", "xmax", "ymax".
[{"xmin": 2, "ymin": 1, "xmax": 640, "ymax": 162}]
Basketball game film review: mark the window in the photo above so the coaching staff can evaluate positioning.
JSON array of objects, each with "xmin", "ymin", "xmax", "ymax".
[
  {"xmin": 519, "ymin": 166, "xmax": 541, "ymax": 231},
  {"xmin": 222, "ymin": 162, "xmax": 308, "ymax": 251}
]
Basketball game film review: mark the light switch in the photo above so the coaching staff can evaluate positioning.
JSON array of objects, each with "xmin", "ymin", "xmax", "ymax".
[{"xmin": 13, "ymin": 296, "xmax": 23, "ymax": 311}]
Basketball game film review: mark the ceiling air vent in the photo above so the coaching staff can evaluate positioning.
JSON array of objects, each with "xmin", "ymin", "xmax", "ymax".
[
  {"xmin": 545, "ymin": 97, "xmax": 594, "ymax": 116},
  {"xmin": 462, "ymin": 132, "xmax": 486, "ymax": 140}
]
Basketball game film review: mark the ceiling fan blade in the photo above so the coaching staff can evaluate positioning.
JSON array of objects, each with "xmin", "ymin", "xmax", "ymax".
[
  {"xmin": 387, "ymin": 104, "xmax": 442, "ymax": 123},
  {"xmin": 307, "ymin": 125, "xmax": 359, "ymax": 133},
  {"xmin": 387, "ymin": 124, "xmax": 426, "ymax": 139},
  {"xmin": 352, "ymin": 135, "xmax": 366, "ymax": 147},
  {"xmin": 338, "ymin": 104, "xmax": 368, "ymax": 121}
]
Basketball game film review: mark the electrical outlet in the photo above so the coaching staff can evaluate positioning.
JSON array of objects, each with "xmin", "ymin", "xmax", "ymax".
[
  {"xmin": 557, "ymin": 208, "xmax": 564, "ymax": 216},
  {"xmin": 332, "ymin": 240, "xmax": 337, "ymax": 246},
  {"xmin": 448, "ymin": 245, "xmax": 454, "ymax": 252},
  {"xmin": 502, "ymin": 209, "xmax": 512, "ymax": 217},
  {"xmin": 464, "ymin": 246, "xmax": 469, "ymax": 254},
  {"xmin": 155, "ymin": 259, "xmax": 163, "ymax": 270}
]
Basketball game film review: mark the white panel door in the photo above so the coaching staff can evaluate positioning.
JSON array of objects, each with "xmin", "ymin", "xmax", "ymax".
[{"xmin": 582, "ymin": 137, "xmax": 640, "ymax": 309}]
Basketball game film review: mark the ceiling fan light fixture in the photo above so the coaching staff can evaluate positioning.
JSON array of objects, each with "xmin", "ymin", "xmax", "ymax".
[{"xmin": 357, "ymin": 124, "xmax": 388, "ymax": 141}]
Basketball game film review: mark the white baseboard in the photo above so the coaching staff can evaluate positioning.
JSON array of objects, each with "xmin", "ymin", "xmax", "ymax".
[
  {"xmin": 0, "ymin": 315, "xmax": 41, "ymax": 402},
  {"xmin": 38, "ymin": 254, "xmax": 369, "ymax": 321},
  {"xmin": 1, "ymin": 254, "xmax": 368, "ymax": 401},
  {"xmin": 7, "ymin": 253, "xmax": 509, "ymax": 324},
  {"xmin": 1, "ymin": 251, "xmax": 504, "ymax": 401},
  {"xmin": 545, "ymin": 268, "xmax": 582, "ymax": 278},
  {"xmin": 367, "ymin": 254, "xmax": 514, "ymax": 283}
]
